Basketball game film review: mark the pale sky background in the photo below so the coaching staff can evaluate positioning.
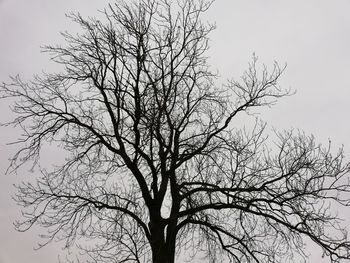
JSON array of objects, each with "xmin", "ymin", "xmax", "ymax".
[{"xmin": 1, "ymin": 0, "xmax": 350, "ymax": 262}]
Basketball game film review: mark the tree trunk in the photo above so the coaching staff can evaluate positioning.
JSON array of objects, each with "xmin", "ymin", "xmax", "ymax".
[
  {"xmin": 149, "ymin": 211, "xmax": 175, "ymax": 263},
  {"xmin": 151, "ymin": 241, "xmax": 176, "ymax": 263},
  {"xmin": 149, "ymin": 187, "xmax": 179, "ymax": 263},
  {"xmin": 150, "ymin": 224, "xmax": 177, "ymax": 263},
  {"xmin": 150, "ymin": 229, "xmax": 177, "ymax": 263},
  {"xmin": 152, "ymin": 246, "xmax": 170, "ymax": 263}
]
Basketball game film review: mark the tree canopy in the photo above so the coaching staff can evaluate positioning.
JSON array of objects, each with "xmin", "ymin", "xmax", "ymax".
[{"xmin": 1, "ymin": 0, "xmax": 350, "ymax": 262}]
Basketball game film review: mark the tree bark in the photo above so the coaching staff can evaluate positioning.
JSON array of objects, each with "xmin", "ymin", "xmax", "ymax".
[
  {"xmin": 150, "ymin": 223, "xmax": 175, "ymax": 263},
  {"xmin": 152, "ymin": 245, "xmax": 169, "ymax": 263},
  {"xmin": 149, "ymin": 205, "xmax": 173, "ymax": 263},
  {"xmin": 151, "ymin": 239, "xmax": 176, "ymax": 263}
]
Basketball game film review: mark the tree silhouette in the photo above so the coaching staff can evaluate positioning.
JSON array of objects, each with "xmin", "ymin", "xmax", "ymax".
[{"xmin": 1, "ymin": 0, "xmax": 350, "ymax": 262}]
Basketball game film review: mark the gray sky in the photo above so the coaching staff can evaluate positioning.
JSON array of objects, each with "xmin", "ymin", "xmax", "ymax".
[{"xmin": 1, "ymin": 0, "xmax": 350, "ymax": 262}]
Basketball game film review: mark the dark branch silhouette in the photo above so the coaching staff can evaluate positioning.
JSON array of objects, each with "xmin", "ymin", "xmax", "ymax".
[{"xmin": 1, "ymin": 0, "xmax": 350, "ymax": 262}]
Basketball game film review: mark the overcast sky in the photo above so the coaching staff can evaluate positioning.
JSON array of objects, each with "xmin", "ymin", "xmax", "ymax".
[{"xmin": 1, "ymin": 0, "xmax": 350, "ymax": 262}]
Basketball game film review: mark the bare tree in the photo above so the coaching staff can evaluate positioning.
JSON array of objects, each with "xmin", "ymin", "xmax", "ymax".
[{"xmin": 1, "ymin": 0, "xmax": 350, "ymax": 262}]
